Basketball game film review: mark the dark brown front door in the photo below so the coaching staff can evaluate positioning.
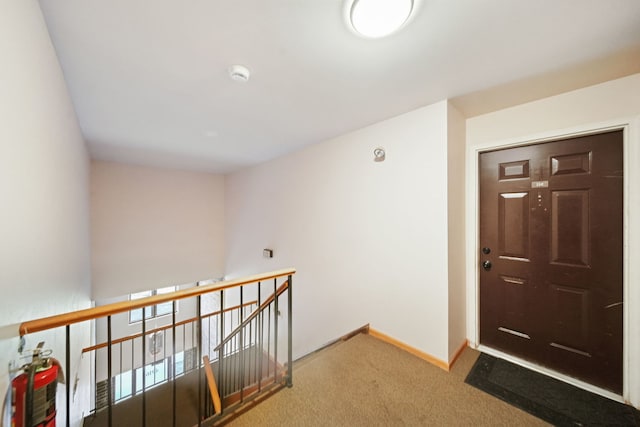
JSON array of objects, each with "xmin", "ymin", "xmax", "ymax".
[{"xmin": 479, "ymin": 130, "xmax": 623, "ymax": 393}]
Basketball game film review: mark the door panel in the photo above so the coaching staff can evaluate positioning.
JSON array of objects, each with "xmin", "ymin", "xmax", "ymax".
[
  {"xmin": 549, "ymin": 284, "xmax": 590, "ymax": 354},
  {"xmin": 479, "ymin": 130, "xmax": 623, "ymax": 393},
  {"xmin": 551, "ymin": 152, "xmax": 591, "ymax": 175},
  {"xmin": 499, "ymin": 192, "xmax": 530, "ymax": 260},
  {"xmin": 550, "ymin": 190, "xmax": 590, "ymax": 266}
]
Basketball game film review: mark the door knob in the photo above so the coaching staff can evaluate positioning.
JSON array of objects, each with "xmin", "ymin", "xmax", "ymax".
[{"xmin": 482, "ymin": 260, "xmax": 492, "ymax": 270}]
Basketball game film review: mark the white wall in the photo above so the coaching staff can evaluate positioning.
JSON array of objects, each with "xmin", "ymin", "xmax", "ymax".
[
  {"xmin": 447, "ymin": 102, "xmax": 467, "ymax": 361},
  {"xmin": 0, "ymin": 1, "xmax": 92, "ymax": 425},
  {"xmin": 91, "ymin": 161, "xmax": 226, "ymax": 300},
  {"xmin": 226, "ymin": 101, "xmax": 451, "ymax": 362},
  {"xmin": 465, "ymin": 73, "xmax": 640, "ymax": 406}
]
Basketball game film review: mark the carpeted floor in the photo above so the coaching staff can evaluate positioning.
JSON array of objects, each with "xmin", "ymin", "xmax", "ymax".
[{"xmin": 227, "ymin": 333, "xmax": 549, "ymax": 426}]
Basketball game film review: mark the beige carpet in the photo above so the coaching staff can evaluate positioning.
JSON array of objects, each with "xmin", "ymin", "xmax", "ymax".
[{"xmin": 227, "ymin": 333, "xmax": 549, "ymax": 426}]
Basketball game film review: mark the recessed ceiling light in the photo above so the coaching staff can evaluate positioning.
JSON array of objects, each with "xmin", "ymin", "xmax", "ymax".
[
  {"xmin": 348, "ymin": 0, "xmax": 414, "ymax": 39},
  {"xmin": 228, "ymin": 64, "xmax": 250, "ymax": 82}
]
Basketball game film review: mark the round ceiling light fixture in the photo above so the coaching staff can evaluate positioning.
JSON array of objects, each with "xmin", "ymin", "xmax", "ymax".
[
  {"xmin": 228, "ymin": 64, "xmax": 250, "ymax": 82},
  {"xmin": 348, "ymin": 0, "xmax": 414, "ymax": 38}
]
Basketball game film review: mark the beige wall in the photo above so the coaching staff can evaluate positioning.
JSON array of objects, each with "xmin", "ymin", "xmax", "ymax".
[
  {"xmin": 447, "ymin": 102, "xmax": 467, "ymax": 361},
  {"xmin": 91, "ymin": 161, "xmax": 226, "ymax": 300},
  {"xmin": 466, "ymin": 74, "xmax": 640, "ymax": 145},
  {"xmin": 226, "ymin": 101, "xmax": 454, "ymax": 363},
  {"xmin": 465, "ymin": 73, "xmax": 640, "ymax": 406},
  {"xmin": 0, "ymin": 2, "xmax": 92, "ymax": 425}
]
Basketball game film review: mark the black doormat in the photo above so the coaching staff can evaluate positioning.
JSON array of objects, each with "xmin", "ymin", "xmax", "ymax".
[{"xmin": 465, "ymin": 353, "xmax": 640, "ymax": 426}]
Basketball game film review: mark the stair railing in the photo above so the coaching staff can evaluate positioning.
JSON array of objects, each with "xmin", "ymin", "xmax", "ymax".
[
  {"xmin": 81, "ymin": 300, "xmax": 258, "ymax": 414},
  {"xmin": 18, "ymin": 268, "xmax": 295, "ymax": 427},
  {"xmin": 200, "ymin": 278, "xmax": 292, "ymax": 424}
]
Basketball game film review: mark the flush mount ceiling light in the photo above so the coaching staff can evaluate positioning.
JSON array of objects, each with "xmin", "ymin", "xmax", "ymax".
[
  {"xmin": 228, "ymin": 64, "xmax": 250, "ymax": 82},
  {"xmin": 348, "ymin": 0, "xmax": 414, "ymax": 38}
]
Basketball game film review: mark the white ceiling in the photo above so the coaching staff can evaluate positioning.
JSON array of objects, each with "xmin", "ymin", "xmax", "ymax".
[{"xmin": 38, "ymin": 0, "xmax": 640, "ymax": 173}]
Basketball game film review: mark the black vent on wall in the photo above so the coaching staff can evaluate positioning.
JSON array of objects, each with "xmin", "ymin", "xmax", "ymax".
[{"xmin": 95, "ymin": 378, "xmax": 112, "ymax": 411}]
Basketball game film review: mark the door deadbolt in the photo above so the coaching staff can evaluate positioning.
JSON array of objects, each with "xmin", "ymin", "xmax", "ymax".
[{"xmin": 482, "ymin": 247, "xmax": 491, "ymax": 254}]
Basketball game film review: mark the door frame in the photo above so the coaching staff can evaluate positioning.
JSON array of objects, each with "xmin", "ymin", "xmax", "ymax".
[{"xmin": 465, "ymin": 116, "xmax": 640, "ymax": 407}]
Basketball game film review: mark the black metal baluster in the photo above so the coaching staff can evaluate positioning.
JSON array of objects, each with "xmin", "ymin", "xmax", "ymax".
[
  {"xmin": 93, "ymin": 347, "xmax": 97, "ymax": 415},
  {"xmin": 214, "ymin": 311, "xmax": 218, "ymax": 362},
  {"xmin": 66, "ymin": 325, "xmax": 70, "ymax": 427},
  {"xmin": 254, "ymin": 316, "xmax": 258, "ymax": 385},
  {"xmin": 218, "ymin": 290, "xmax": 224, "ymax": 408},
  {"xmin": 118, "ymin": 342, "xmax": 123, "ymax": 401},
  {"xmin": 258, "ymin": 283, "xmax": 263, "ymax": 392},
  {"xmin": 267, "ymin": 302, "xmax": 271, "ymax": 378},
  {"xmin": 248, "ymin": 313, "xmax": 253, "ymax": 385},
  {"xmin": 240, "ymin": 286, "xmax": 244, "ymax": 403},
  {"xmin": 153, "ymin": 327, "xmax": 157, "ymax": 386},
  {"xmin": 208, "ymin": 311, "xmax": 212, "ymax": 360},
  {"xmin": 232, "ymin": 334, "xmax": 236, "ymax": 393},
  {"xmin": 254, "ymin": 316, "xmax": 258, "ymax": 388},
  {"xmin": 273, "ymin": 278, "xmax": 278, "ymax": 383},
  {"xmin": 247, "ymin": 317, "xmax": 251, "ymax": 385},
  {"xmin": 182, "ymin": 322, "xmax": 186, "ymax": 371},
  {"xmin": 230, "ymin": 314, "xmax": 233, "ymax": 393},
  {"xmin": 287, "ymin": 275, "xmax": 293, "ymax": 387},
  {"xmin": 191, "ymin": 320, "xmax": 195, "ymax": 369},
  {"xmin": 172, "ymin": 300, "xmax": 177, "ymax": 427},
  {"xmin": 163, "ymin": 329, "xmax": 167, "ymax": 371},
  {"xmin": 227, "ymin": 342, "xmax": 231, "ymax": 397},
  {"xmin": 130, "ymin": 337, "xmax": 134, "ymax": 401},
  {"xmin": 142, "ymin": 309, "xmax": 146, "ymax": 427},
  {"xmin": 197, "ymin": 295, "xmax": 202, "ymax": 426},
  {"xmin": 107, "ymin": 316, "xmax": 113, "ymax": 427},
  {"xmin": 254, "ymin": 317, "xmax": 258, "ymax": 384}
]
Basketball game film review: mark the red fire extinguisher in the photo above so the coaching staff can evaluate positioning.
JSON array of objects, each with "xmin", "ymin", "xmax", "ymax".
[{"xmin": 11, "ymin": 343, "xmax": 58, "ymax": 427}]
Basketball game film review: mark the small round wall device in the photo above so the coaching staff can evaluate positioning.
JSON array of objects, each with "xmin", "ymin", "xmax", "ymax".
[{"xmin": 228, "ymin": 65, "xmax": 250, "ymax": 82}]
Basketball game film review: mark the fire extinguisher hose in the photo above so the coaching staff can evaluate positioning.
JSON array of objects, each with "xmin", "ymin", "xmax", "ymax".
[{"xmin": 25, "ymin": 363, "xmax": 37, "ymax": 427}]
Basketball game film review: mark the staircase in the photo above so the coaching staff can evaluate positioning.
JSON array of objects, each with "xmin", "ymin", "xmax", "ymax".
[{"xmin": 18, "ymin": 269, "xmax": 295, "ymax": 427}]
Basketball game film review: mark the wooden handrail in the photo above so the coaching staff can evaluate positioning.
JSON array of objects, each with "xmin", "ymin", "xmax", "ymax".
[
  {"xmin": 214, "ymin": 280, "xmax": 289, "ymax": 352},
  {"xmin": 81, "ymin": 300, "xmax": 257, "ymax": 353},
  {"xmin": 19, "ymin": 268, "xmax": 296, "ymax": 336},
  {"xmin": 203, "ymin": 355, "xmax": 222, "ymax": 414}
]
